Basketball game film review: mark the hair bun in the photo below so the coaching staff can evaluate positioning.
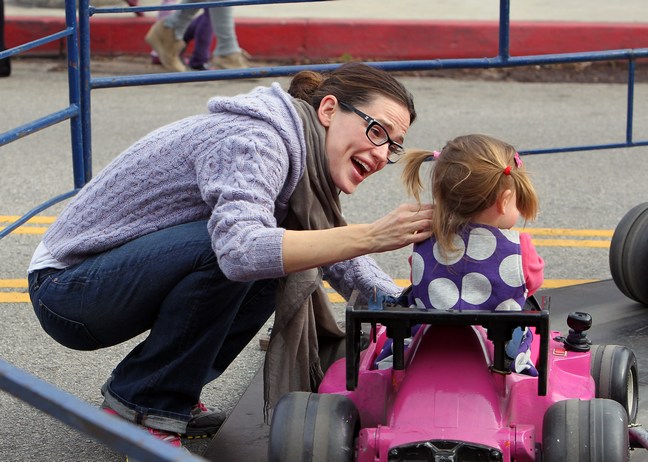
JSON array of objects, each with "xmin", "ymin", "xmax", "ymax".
[{"xmin": 287, "ymin": 71, "xmax": 325, "ymax": 102}]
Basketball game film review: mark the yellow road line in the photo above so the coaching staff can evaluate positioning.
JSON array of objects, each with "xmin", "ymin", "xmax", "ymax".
[
  {"xmin": 0, "ymin": 218, "xmax": 617, "ymax": 305},
  {"xmin": 0, "ymin": 215, "xmax": 57, "ymax": 235},
  {"xmin": 2, "ymin": 232, "xmax": 614, "ymax": 246},
  {"xmin": 0, "ymin": 279, "xmax": 28, "ymax": 288},
  {"xmin": 1, "ymin": 278, "xmax": 601, "ymax": 304},
  {"xmin": 0, "ymin": 218, "xmax": 616, "ymax": 235},
  {"xmin": 0, "ymin": 293, "xmax": 30, "ymax": 303},
  {"xmin": 0, "ymin": 218, "xmax": 618, "ymax": 244},
  {"xmin": 0, "ymin": 226, "xmax": 50, "ymax": 234},
  {"xmin": 532, "ymin": 238, "xmax": 610, "ymax": 248},
  {"xmin": 542, "ymin": 279, "xmax": 598, "ymax": 288},
  {"xmin": 0, "ymin": 216, "xmax": 57, "ymax": 223},
  {"xmin": 1, "ymin": 279, "xmax": 30, "ymax": 303},
  {"xmin": 515, "ymin": 227, "xmax": 613, "ymax": 238}
]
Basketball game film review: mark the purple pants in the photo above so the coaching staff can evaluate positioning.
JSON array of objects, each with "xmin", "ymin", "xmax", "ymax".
[{"xmin": 183, "ymin": 10, "xmax": 214, "ymax": 67}]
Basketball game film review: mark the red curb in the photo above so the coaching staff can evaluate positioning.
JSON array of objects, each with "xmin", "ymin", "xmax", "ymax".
[{"xmin": 6, "ymin": 16, "xmax": 648, "ymax": 61}]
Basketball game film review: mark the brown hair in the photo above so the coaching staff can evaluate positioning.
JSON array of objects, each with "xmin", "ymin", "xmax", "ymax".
[
  {"xmin": 401, "ymin": 134, "xmax": 539, "ymax": 255},
  {"xmin": 287, "ymin": 63, "xmax": 417, "ymax": 125}
]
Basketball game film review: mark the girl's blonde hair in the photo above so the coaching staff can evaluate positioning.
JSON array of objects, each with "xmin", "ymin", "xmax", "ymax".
[{"xmin": 401, "ymin": 134, "xmax": 539, "ymax": 255}]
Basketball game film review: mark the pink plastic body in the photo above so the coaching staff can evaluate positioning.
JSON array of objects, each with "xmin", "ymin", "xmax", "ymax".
[{"xmin": 318, "ymin": 323, "xmax": 595, "ymax": 462}]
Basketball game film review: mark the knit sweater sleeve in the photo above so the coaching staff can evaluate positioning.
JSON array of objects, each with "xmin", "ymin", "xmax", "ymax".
[
  {"xmin": 196, "ymin": 129, "xmax": 295, "ymax": 282},
  {"xmin": 322, "ymin": 255, "xmax": 401, "ymax": 302}
]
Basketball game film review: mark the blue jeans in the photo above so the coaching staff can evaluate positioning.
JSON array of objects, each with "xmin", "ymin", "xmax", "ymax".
[{"xmin": 28, "ymin": 220, "xmax": 277, "ymax": 432}]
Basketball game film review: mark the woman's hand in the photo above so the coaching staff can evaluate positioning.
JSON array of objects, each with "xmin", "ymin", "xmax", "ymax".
[{"xmin": 367, "ymin": 203, "xmax": 434, "ymax": 253}]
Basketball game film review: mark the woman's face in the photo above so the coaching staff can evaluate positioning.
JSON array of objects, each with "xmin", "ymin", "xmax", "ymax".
[{"xmin": 318, "ymin": 94, "xmax": 411, "ymax": 194}]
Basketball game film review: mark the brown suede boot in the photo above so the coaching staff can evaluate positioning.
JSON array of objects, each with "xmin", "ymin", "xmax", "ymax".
[
  {"xmin": 212, "ymin": 50, "xmax": 251, "ymax": 70},
  {"xmin": 145, "ymin": 20, "xmax": 186, "ymax": 72}
]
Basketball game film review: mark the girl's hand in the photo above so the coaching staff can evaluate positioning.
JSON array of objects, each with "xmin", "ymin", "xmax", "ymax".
[{"xmin": 368, "ymin": 203, "xmax": 434, "ymax": 253}]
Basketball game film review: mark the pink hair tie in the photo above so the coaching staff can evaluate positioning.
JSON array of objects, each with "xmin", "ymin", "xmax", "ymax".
[
  {"xmin": 514, "ymin": 152, "xmax": 523, "ymax": 168},
  {"xmin": 432, "ymin": 150, "xmax": 441, "ymax": 160},
  {"xmin": 503, "ymin": 166, "xmax": 512, "ymax": 176}
]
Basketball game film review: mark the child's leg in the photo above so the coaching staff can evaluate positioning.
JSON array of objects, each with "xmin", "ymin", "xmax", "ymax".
[
  {"xmin": 183, "ymin": 12, "xmax": 198, "ymax": 44},
  {"xmin": 186, "ymin": 10, "xmax": 214, "ymax": 69}
]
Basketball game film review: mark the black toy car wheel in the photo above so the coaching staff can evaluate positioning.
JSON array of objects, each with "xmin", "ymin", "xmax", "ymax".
[
  {"xmin": 543, "ymin": 398, "xmax": 628, "ymax": 462},
  {"xmin": 590, "ymin": 344, "xmax": 639, "ymax": 423},
  {"xmin": 268, "ymin": 391, "xmax": 359, "ymax": 462},
  {"xmin": 609, "ymin": 202, "xmax": 648, "ymax": 305}
]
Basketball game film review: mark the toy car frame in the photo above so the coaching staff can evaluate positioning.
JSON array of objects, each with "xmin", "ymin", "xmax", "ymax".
[{"xmin": 269, "ymin": 291, "xmax": 645, "ymax": 462}]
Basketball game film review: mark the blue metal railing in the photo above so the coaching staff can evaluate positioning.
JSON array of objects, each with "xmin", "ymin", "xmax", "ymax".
[
  {"xmin": 0, "ymin": 359, "xmax": 205, "ymax": 461},
  {"xmin": 0, "ymin": 0, "xmax": 86, "ymax": 238},
  {"xmin": 1, "ymin": 0, "xmax": 647, "ymax": 458}
]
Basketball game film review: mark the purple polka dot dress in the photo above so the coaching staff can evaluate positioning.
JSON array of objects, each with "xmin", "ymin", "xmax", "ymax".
[{"xmin": 409, "ymin": 224, "xmax": 528, "ymax": 311}]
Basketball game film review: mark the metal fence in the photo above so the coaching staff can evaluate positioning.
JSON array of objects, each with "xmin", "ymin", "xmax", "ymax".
[{"xmin": 0, "ymin": 0, "xmax": 647, "ymax": 458}]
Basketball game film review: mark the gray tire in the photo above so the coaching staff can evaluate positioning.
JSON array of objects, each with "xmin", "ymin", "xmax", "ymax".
[
  {"xmin": 609, "ymin": 202, "xmax": 648, "ymax": 305},
  {"xmin": 543, "ymin": 398, "xmax": 628, "ymax": 462},
  {"xmin": 268, "ymin": 392, "xmax": 359, "ymax": 462},
  {"xmin": 590, "ymin": 344, "xmax": 639, "ymax": 423}
]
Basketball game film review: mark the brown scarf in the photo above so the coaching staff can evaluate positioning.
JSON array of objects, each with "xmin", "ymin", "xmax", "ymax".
[{"xmin": 262, "ymin": 99, "xmax": 346, "ymax": 419}]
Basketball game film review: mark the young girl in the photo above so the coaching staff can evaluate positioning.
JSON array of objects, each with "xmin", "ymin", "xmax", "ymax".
[
  {"xmin": 401, "ymin": 134, "xmax": 544, "ymax": 375},
  {"xmin": 402, "ymin": 134, "xmax": 544, "ymax": 312}
]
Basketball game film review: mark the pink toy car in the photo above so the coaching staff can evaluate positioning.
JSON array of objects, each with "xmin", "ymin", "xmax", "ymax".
[{"xmin": 268, "ymin": 291, "xmax": 645, "ymax": 462}]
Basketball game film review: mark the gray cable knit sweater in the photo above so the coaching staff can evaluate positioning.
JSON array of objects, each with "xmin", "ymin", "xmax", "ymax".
[{"xmin": 42, "ymin": 83, "xmax": 399, "ymax": 299}]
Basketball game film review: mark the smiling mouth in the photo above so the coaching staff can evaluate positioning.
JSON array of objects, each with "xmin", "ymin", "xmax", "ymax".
[{"xmin": 352, "ymin": 157, "xmax": 371, "ymax": 177}]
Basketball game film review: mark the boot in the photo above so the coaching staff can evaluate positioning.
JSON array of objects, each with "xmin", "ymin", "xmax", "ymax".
[
  {"xmin": 145, "ymin": 21, "xmax": 186, "ymax": 72},
  {"xmin": 212, "ymin": 50, "xmax": 251, "ymax": 70}
]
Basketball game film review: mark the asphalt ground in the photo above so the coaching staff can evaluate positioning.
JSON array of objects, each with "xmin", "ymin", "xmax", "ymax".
[{"xmin": 1, "ymin": 57, "xmax": 648, "ymax": 460}]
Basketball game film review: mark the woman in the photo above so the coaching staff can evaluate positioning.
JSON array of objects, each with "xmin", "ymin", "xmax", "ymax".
[{"xmin": 27, "ymin": 63, "xmax": 433, "ymax": 447}]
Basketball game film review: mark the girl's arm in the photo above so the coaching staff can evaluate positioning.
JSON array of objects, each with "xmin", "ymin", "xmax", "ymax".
[{"xmin": 520, "ymin": 232, "xmax": 544, "ymax": 296}]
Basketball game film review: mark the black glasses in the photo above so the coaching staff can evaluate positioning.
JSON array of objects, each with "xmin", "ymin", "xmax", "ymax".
[{"xmin": 339, "ymin": 101, "xmax": 405, "ymax": 163}]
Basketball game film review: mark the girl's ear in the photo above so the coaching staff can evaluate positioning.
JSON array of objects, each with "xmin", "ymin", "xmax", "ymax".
[
  {"xmin": 317, "ymin": 95, "xmax": 338, "ymax": 128},
  {"xmin": 497, "ymin": 189, "xmax": 514, "ymax": 215}
]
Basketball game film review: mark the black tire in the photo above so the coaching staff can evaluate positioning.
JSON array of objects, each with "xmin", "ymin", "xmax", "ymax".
[
  {"xmin": 268, "ymin": 392, "xmax": 359, "ymax": 462},
  {"xmin": 609, "ymin": 202, "xmax": 648, "ymax": 305},
  {"xmin": 590, "ymin": 344, "xmax": 639, "ymax": 423},
  {"xmin": 543, "ymin": 398, "xmax": 628, "ymax": 462}
]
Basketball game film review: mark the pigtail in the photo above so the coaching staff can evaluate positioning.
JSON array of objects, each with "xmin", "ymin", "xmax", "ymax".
[
  {"xmin": 400, "ymin": 149, "xmax": 434, "ymax": 204},
  {"xmin": 512, "ymin": 169, "xmax": 539, "ymax": 221}
]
